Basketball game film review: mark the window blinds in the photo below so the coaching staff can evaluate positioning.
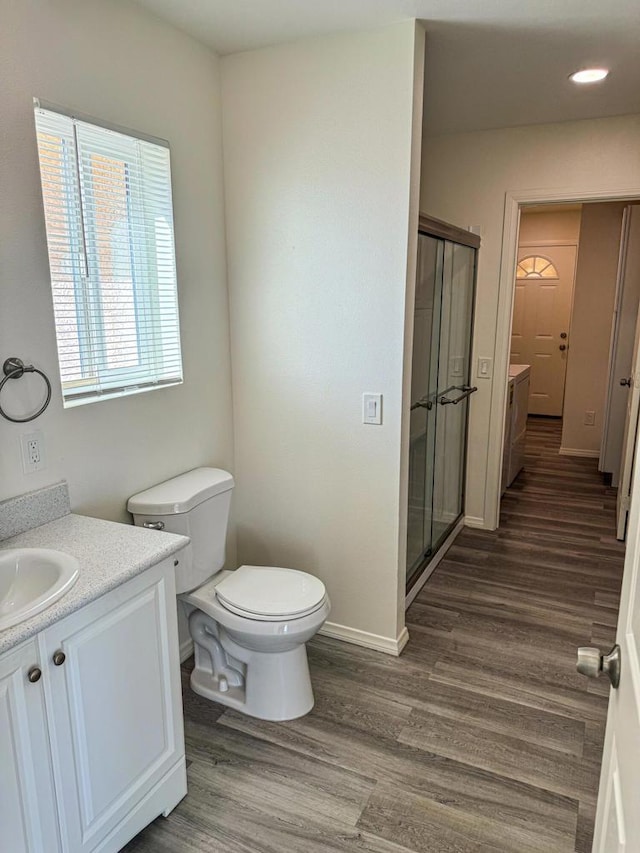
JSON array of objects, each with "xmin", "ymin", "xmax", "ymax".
[{"xmin": 34, "ymin": 104, "xmax": 183, "ymax": 406}]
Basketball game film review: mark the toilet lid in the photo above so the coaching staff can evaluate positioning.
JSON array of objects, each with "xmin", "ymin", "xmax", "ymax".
[{"xmin": 215, "ymin": 565, "xmax": 326, "ymax": 619}]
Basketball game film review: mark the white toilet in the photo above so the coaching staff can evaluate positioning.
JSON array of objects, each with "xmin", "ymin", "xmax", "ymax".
[{"xmin": 128, "ymin": 468, "xmax": 330, "ymax": 721}]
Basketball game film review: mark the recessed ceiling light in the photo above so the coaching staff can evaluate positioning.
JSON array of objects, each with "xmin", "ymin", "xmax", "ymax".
[{"xmin": 570, "ymin": 68, "xmax": 609, "ymax": 84}]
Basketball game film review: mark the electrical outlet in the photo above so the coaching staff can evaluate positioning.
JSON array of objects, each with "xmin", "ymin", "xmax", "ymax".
[
  {"xmin": 584, "ymin": 411, "xmax": 596, "ymax": 426},
  {"xmin": 20, "ymin": 430, "xmax": 46, "ymax": 474}
]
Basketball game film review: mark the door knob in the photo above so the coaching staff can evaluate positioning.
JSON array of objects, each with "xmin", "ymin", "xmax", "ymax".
[
  {"xmin": 620, "ymin": 377, "xmax": 633, "ymax": 387},
  {"xmin": 577, "ymin": 644, "xmax": 621, "ymax": 688},
  {"xmin": 559, "ymin": 344, "xmax": 567, "ymax": 351}
]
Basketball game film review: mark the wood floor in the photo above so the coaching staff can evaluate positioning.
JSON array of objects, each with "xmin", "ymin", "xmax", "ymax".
[{"xmin": 124, "ymin": 418, "xmax": 625, "ymax": 853}]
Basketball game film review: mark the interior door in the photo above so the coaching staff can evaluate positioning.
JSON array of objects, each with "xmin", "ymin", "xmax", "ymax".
[
  {"xmin": 592, "ymin": 419, "xmax": 640, "ymax": 850},
  {"xmin": 511, "ymin": 244, "xmax": 577, "ymax": 415},
  {"xmin": 601, "ymin": 206, "xmax": 640, "ymax": 486},
  {"xmin": 616, "ymin": 304, "xmax": 640, "ymax": 539}
]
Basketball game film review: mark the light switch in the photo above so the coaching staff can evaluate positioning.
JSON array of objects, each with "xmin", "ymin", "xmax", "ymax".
[
  {"xmin": 477, "ymin": 357, "xmax": 493, "ymax": 379},
  {"xmin": 363, "ymin": 393, "xmax": 382, "ymax": 425}
]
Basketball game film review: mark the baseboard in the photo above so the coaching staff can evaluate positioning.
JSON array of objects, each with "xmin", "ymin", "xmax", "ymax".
[
  {"xmin": 464, "ymin": 514, "xmax": 486, "ymax": 529},
  {"xmin": 559, "ymin": 447, "xmax": 600, "ymax": 458},
  {"xmin": 179, "ymin": 637, "xmax": 194, "ymax": 663},
  {"xmin": 319, "ymin": 622, "xmax": 408, "ymax": 656}
]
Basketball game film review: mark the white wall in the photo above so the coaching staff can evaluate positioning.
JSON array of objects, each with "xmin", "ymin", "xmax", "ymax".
[
  {"xmin": 421, "ymin": 114, "xmax": 640, "ymax": 527},
  {"xmin": 221, "ymin": 22, "xmax": 424, "ymax": 649},
  {"xmin": 0, "ymin": 0, "xmax": 235, "ymax": 534},
  {"xmin": 562, "ymin": 202, "xmax": 626, "ymax": 455}
]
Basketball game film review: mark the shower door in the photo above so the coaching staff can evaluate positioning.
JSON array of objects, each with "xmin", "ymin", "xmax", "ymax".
[{"xmin": 407, "ymin": 218, "xmax": 478, "ymax": 590}]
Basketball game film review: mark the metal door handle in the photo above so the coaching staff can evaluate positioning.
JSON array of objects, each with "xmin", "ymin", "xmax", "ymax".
[
  {"xmin": 576, "ymin": 644, "xmax": 621, "ymax": 688},
  {"xmin": 620, "ymin": 377, "xmax": 633, "ymax": 387},
  {"xmin": 143, "ymin": 520, "xmax": 165, "ymax": 530},
  {"xmin": 410, "ymin": 398, "xmax": 433, "ymax": 411},
  {"xmin": 439, "ymin": 386, "xmax": 478, "ymax": 406}
]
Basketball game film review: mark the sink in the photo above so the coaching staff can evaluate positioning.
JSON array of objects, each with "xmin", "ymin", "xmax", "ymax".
[{"xmin": 0, "ymin": 548, "xmax": 80, "ymax": 631}]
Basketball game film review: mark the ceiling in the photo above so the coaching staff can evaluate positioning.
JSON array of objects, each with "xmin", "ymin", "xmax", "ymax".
[{"xmin": 134, "ymin": 0, "xmax": 640, "ymax": 135}]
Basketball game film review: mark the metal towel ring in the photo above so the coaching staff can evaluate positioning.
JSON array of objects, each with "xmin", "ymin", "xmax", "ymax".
[{"xmin": 0, "ymin": 357, "xmax": 52, "ymax": 423}]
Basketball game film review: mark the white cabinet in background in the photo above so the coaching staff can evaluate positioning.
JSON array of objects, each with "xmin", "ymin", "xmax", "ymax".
[
  {"xmin": 502, "ymin": 364, "xmax": 531, "ymax": 492},
  {"xmin": 0, "ymin": 555, "xmax": 186, "ymax": 853}
]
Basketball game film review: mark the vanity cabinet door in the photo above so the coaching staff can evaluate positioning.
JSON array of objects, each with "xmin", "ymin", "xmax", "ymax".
[
  {"xmin": 40, "ymin": 558, "xmax": 185, "ymax": 853},
  {"xmin": 0, "ymin": 639, "xmax": 61, "ymax": 853}
]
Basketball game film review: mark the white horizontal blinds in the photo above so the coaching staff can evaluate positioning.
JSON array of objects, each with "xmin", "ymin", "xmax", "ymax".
[{"xmin": 34, "ymin": 106, "xmax": 182, "ymax": 405}]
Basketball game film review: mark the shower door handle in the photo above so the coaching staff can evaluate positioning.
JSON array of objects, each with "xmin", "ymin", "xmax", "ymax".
[
  {"xmin": 410, "ymin": 397, "xmax": 433, "ymax": 411},
  {"xmin": 439, "ymin": 386, "xmax": 478, "ymax": 406}
]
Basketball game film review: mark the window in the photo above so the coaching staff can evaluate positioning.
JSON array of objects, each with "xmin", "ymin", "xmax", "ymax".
[
  {"xmin": 34, "ymin": 101, "xmax": 183, "ymax": 406},
  {"xmin": 516, "ymin": 255, "xmax": 559, "ymax": 280}
]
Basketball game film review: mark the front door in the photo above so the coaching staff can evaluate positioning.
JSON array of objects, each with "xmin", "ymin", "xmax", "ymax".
[{"xmin": 511, "ymin": 244, "xmax": 577, "ymax": 416}]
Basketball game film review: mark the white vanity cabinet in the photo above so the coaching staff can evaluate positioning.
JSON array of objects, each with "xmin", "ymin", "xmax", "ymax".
[
  {"xmin": 0, "ymin": 555, "xmax": 186, "ymax": 853},
  {"xmin": 0, "ymin": 638, "xmax": 60, "ymax": 852}
]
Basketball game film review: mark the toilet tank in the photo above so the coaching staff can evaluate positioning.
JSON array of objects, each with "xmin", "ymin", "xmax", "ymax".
[{"xmin": 128, "ymin": 468, "xmax": 234, "ymax": 594}]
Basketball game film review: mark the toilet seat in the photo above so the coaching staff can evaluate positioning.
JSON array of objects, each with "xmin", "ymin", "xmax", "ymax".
[{"xmin": 215, "ymin": 565, "xmax": 327, "ymax": 621}]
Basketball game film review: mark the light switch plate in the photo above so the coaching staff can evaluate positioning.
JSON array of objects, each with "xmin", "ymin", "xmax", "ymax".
[
  {"xmin": 477, "ymin": 357, "xmax": 493, "ymax": 379},
  {"xmin": 362, "ymin": 393, "xmax": 382, "ymax": 425}
]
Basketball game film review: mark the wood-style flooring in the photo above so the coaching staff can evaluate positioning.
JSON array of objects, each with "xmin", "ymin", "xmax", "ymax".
[{"xmin": 124, "ymin": 417, "xmax": 625, "ymax": 853}]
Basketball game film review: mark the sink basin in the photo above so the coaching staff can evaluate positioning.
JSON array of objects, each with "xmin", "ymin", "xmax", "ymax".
[{"xmin": 0, "ymin": 548, "xmax": 79, "ymax": 631}]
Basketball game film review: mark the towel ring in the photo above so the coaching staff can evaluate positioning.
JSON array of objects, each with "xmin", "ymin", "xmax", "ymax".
[{"xmin": 0, "ymin": 357, "xmax": 52, "ymax": 423}]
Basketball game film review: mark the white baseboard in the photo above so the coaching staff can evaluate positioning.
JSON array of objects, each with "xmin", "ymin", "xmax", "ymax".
[
  {"xmin": 179, "ymin": 638, "xmax": 194, "ymax": 663},
  {"xmin": 559, "ymin": 447, "xmax": 600, "ymax": 458},
  {"xmin": 319, "ymin": 622, "xmax": 408, "ymax": 656},
  {"xmin": 464, "ymin": 514, "xmax": 486, "ymax": 529},
  {"xmin": 183, "ymin": 623, "xmax": 406, "ymax": 659}
]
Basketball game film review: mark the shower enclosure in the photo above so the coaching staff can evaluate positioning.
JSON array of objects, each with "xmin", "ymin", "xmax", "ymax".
[{"xmin": 406, "ymin": 215, "xmax": 479, "ymax": 593}]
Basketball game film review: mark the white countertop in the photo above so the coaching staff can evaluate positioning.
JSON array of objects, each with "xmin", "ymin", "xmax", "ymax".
[
  {"xmin": 509, "ymin": 363, "xmax": 531, "ymax": 380},
  {"xmin": 0, "ymin": 513, "xmax": 188, "ymax": 654}
]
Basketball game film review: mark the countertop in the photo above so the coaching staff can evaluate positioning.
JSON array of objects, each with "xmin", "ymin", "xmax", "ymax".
[
  {"xmin": 509, "ymin": 363, "xmax": 531, "ymax": 380},
  {"xmin": 0, "ymin": 513, "xmax": 188, "ymax": 655}
]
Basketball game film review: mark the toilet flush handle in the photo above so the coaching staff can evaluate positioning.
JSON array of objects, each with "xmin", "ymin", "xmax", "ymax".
[{"xmin": 143, "ymin": 520, "xmax": 165, "ymax": 531}]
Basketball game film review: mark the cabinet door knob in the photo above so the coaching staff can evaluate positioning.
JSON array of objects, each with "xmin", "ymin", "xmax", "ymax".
[
  {"xmin": 52, "ymin": 650, "xmax": 66, "ymax": 666},
  {"xmin": 27, "ymin": 666, "xmax": 42, "ymax": 683}
]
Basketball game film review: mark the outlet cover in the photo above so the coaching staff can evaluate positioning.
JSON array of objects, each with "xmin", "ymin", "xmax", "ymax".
[{"xmin": 20, "ymin": 430, "xmax": 46, "ymax": 474}]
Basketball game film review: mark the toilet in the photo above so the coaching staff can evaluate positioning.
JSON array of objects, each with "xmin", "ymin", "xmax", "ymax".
[{"xmin": 128, "ymin": 468, "xmax": 330, "ymax": 721}]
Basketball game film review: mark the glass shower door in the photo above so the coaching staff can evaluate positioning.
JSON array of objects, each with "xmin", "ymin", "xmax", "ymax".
[
  {"xmin": 407, "ymin": 234, "xmax": 443, "ymax": 584},
  {"xmin": 430, "ymin": 242, "xmax": 476, "ymax": 555},
  {"xmin": 406, "ymin": 224, "xmax": 478, "ymax": 591}
]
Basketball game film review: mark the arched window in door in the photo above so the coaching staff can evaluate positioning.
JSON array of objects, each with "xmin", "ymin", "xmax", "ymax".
[{"xmin": 516, "ymin": 255, "xmax": 559, "ymax": 279}]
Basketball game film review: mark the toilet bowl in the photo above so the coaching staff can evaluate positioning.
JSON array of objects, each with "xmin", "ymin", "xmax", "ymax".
[{"xmin": 128, "ymin": 469, "xmax": 330, "ymax": 721}]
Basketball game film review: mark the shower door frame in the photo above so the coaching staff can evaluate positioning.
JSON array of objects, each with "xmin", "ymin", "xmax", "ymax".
[{"xmin": 406, "ymin": 214, "xmax": 480, "ymax": 599}]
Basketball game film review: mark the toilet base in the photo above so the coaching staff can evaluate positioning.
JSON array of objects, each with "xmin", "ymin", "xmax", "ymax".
[{"xmin": 190, "ymin": 642, "xmax": 315, "ymax": 721}]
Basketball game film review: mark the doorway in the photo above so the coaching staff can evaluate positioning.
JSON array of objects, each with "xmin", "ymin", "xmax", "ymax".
[{"xmin": 485, "ymin": 191, "xmax": 637, "ymax": 528}]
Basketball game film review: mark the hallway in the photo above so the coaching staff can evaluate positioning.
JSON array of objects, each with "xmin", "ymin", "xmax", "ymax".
[{"xmin": 125, "ymin": 418, "xmax": 624, "ymax": 853}]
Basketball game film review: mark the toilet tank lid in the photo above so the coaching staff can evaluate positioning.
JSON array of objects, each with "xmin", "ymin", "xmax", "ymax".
[{"xmin": 127, "ymin": 468, "xmax": 234, "ymax": 515}]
